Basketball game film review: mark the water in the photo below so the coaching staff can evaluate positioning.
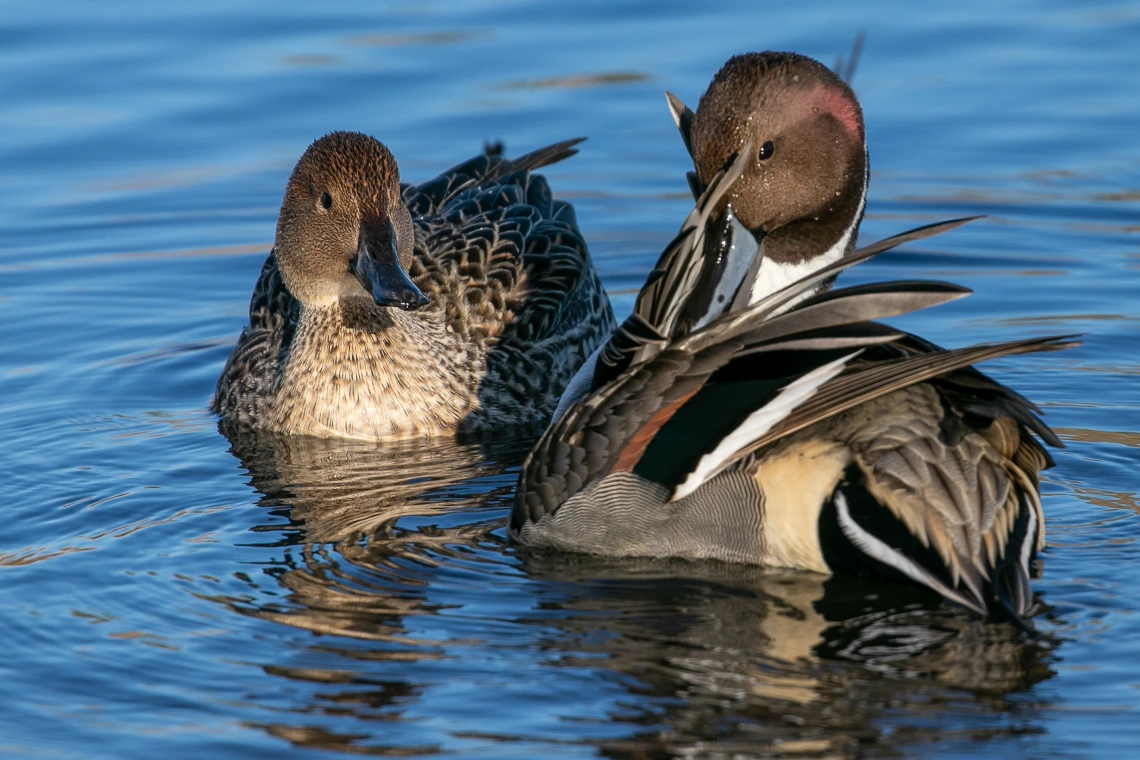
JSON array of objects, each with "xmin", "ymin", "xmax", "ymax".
[{"xmin": 2, "ymin": 1, "xmax": 1138, "ymax": 757}]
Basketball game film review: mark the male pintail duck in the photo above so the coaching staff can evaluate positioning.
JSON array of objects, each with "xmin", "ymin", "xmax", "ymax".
[
  {"xmin": 511, "ymin": 52, "xmax": 1077, "ymax": 624},
  {"xmin": 214, "ymin": 132, "xmax": 615, "ymax": 440}
]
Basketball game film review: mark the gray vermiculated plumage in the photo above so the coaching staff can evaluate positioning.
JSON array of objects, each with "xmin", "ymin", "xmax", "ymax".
[
  {"xmin": 214, "ymin": 133, "xmax": 615, "ymax": 440},
  {"xmin": 514, "ymin": 214, "xmax": 1074, "ymax": 621},
  {"xmin": 514, "ymin": 51, "xmax": 1077, "ymax": 625},
  {"xmin": 517, "ymin": 469, "xmax": 766, "ymax": 562}
]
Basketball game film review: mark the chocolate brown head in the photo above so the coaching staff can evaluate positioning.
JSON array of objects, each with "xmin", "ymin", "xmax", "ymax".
[
  {"xmin": 274, "ymin": 131, "xmax": 427, "ymax": 310},
  {"xmin": 691, "ymin": 52, "xmax": 868, "ymax": 266}
]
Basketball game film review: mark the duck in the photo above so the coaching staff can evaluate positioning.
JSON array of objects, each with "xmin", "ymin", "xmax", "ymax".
[
  {"xmin": 510, "ymin": 52, "xmax": 1077, "ymax": 624},
  {"xmin": 213, "ymin": 131, "xmax": 615, "ymax": 440}
]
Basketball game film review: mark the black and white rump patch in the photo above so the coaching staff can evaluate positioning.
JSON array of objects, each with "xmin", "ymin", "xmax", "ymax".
[{"xmin": 820, "ymin": 465, "xmax": 1040, "ymax": 624}]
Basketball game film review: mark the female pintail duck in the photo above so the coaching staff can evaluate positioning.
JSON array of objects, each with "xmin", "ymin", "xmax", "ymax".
[
  {"xmin": 213, "ymin": 131, "xmax": 615, "ymax": 440},
  {"xmin": 511, "ymin": 52, "xmax": 1076, "ymax": 624}
]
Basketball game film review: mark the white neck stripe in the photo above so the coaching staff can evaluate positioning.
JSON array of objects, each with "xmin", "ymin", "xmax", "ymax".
[{"xmin": 748, "ymin": 158, "xmax": 868, "ymax": 312}]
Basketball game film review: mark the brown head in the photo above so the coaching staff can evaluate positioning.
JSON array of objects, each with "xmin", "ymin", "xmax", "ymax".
[
  {"xmin": 691, "ymin": 52, "xmax": 867, "ymax": 270},
  {"xmin": 274, "ymin": 131, "xmax": 427, "ymax": 310}
]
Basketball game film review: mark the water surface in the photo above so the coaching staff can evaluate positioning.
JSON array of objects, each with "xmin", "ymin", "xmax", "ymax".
[{"xmin": 2, "ymin": 1, "xmax": 1139, "ymax": 757}]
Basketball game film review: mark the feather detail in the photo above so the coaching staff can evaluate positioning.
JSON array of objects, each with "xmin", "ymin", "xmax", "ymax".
[
  {"xmin": 632, "ymin": 144, "xmax": 754, "ymax": 338},
  {"xmin": 665, "ymin": 91, "xmax": 695, "ymax": 158},
  {"xmin": 217, "ymin": 138, "xmax": 614, "ymax": 440},
  {"xmin": 833, "ymin": 490, "xmax": 986, "ymax": 615},
  {"xmin": 671, "ymin": 352, "xmax": 856, "ymax": 501}
]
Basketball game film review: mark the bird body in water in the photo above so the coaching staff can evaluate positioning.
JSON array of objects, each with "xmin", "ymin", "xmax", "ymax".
[
  {"xmin": 214, "ymin": 132, "xmax": 614, "ymax": 440},
  {"xmin": 512, "ymin": 52, "xmax": 1076, "ymax": 625}
]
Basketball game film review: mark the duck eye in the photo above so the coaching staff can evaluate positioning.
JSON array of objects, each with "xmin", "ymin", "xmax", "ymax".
[
  {"xmin": 320, "ymin": 191, "xmax": 333, "ymax": 210},
  {"xmin": 758, "ymin": 141, "xmax": 774, "ymax": 161}
]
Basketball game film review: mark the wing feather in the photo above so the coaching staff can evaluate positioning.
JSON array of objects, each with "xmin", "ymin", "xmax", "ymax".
[{"xmin": 835, "ymin": 383, "xmax": 1047, "ymax": 619}]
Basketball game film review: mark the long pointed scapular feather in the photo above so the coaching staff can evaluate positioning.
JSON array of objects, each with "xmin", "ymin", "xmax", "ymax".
[
  {"xmin": 730, "ymin": 281, "xmax": 971, "ymax": 348},
  {"xmin": 670, "ymin": 222, "xmax": 982, "ymax": 358},
  {"xmin": 501, "ymin": 137, "xmax": 587, "ymax": 175},
  {"xmin": 747, "ymin": 216, "xmax": 984, "ymax": 321},
  {"xmin": 680, "ymin": 279, "xmax": 969, "ymax": 359},
  {"xmin": 742, "ymin": 335, "xmax": 1080, "ymax": 457},
  {"xmin": 670, "ymin": 352, "xmax": 858, "ymax": 501},
  {"xmin": 634, "ymin": 143, "xmax": 753, "ymax": 336},
  {"xmin": 664, "ymin": 91, "xmax": 695, "ymax": 158}
]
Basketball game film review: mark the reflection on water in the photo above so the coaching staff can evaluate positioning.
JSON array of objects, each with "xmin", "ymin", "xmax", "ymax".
[
  {"xmin": 219, "ymin": 427, "xmax": 528, "ymax": 642},
  {"xmin": 516, "ymin": 558, "xmax": 1053, "ymax": 758},
  {"xmin": 3, "ymin": 0, "xmax": 1140, "ymax": 756},
  {"xmin": 223, "ymin": 425, "xmax": 535, "ymax": 541},
  {"xmin": 498, "ymin": 71, "xmax": 651, "ymax": 91},
  {"xmin": 214, "ymin": 426, "xmax": 1057, "ymax": 757}
]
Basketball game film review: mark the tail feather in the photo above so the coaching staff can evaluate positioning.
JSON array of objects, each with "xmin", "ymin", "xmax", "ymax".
[
  {"xmin": 822, "ymin": 466, "xmax": 1040, "ymax": 628},
  {"xmin": 405, "ymin": 138, "xmax": 585, "ymax": 217},
  {"xmin": 502, "ymin": 137, "xmax": 586, "ymax": 175},
  {"xmin": 833, "ymin": 31, "xmax": 866, "ymax": 85},
  {"xmin": 743, "ymin": 335, "xmax": 1080, "ymax": 458}
]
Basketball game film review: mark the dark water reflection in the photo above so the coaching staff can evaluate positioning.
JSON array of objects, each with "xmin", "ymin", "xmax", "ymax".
[
  {"xmin": 214, "ymin": 428, "xmax": 1058, "ymax": 757},
  {"xmin": 3, "ymin": 0, "xmax": 1140, "ymax": 756},
  {"xmin": 525, "ymin": 559, "xmax": 1056, "ymax": 759},
  {"xmin": 224, "ymin": 427, "xmax": 533, "ymax": 541}
]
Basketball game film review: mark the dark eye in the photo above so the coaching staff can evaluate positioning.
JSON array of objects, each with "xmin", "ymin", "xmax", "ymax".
[
  {"xmin": 758, "ymin": 141, "xmax": 774, "ymax": 161},
  {"xmin": 320, "ymin": 191, "xmax": 333, "ymax": 210}
]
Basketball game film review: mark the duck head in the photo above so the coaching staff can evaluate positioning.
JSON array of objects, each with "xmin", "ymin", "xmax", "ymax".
[
  {"xmin": 274, "ymin": 131, "xmax": 428, "ymax": 311},
  {"xmin": 689, "ymin": 51, "xmax": 868, "ymax": 311}
]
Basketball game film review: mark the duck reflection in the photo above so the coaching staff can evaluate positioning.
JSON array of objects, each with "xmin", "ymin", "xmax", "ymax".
[
  {"xmin": 219, "ymin": 424, "xmax": 1056, "ymax": 757},
  {"xmin": 220, "ymin": 423, "xmax": 532, "ymax": 643},
  {"xmin": 222, "ymin": 422, "xmax": 536, "ymax": 543},
  {"xmin": 519, "ymin": 553, "xmax": 1056, "ymax": 758}
]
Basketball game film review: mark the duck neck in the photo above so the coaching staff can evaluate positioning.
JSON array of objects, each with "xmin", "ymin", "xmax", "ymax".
[
  {"xmin": 295, "ymin": 299, "xmax": 468, "ymax": 371},
  {"xmin": 748, "ymin": 151, "xmax": 868, "ymax": 306}
]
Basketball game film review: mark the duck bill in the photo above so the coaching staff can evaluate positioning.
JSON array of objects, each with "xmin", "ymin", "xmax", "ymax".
[
  {"xmin": 681, "ymin": 205, "xmax": 765, "ymax": 332},
  {"xmin": 352, "ymin": 219, "xmax": 429, "ymax": 311}
]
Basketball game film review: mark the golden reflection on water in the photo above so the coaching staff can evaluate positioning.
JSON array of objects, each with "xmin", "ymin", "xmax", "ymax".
[
  {"xmin": 214, "ymin": 426, "xmax": 1059, "ymax": 757},
  {"xmin": 1057, "ymin": 427, "xmax": 1140, "ymax": 448}
]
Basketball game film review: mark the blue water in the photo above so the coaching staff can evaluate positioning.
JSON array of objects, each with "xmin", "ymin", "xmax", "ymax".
[{"xmin": 2, "ymin": 1, "xmax": 1139, "ymax": 757}]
